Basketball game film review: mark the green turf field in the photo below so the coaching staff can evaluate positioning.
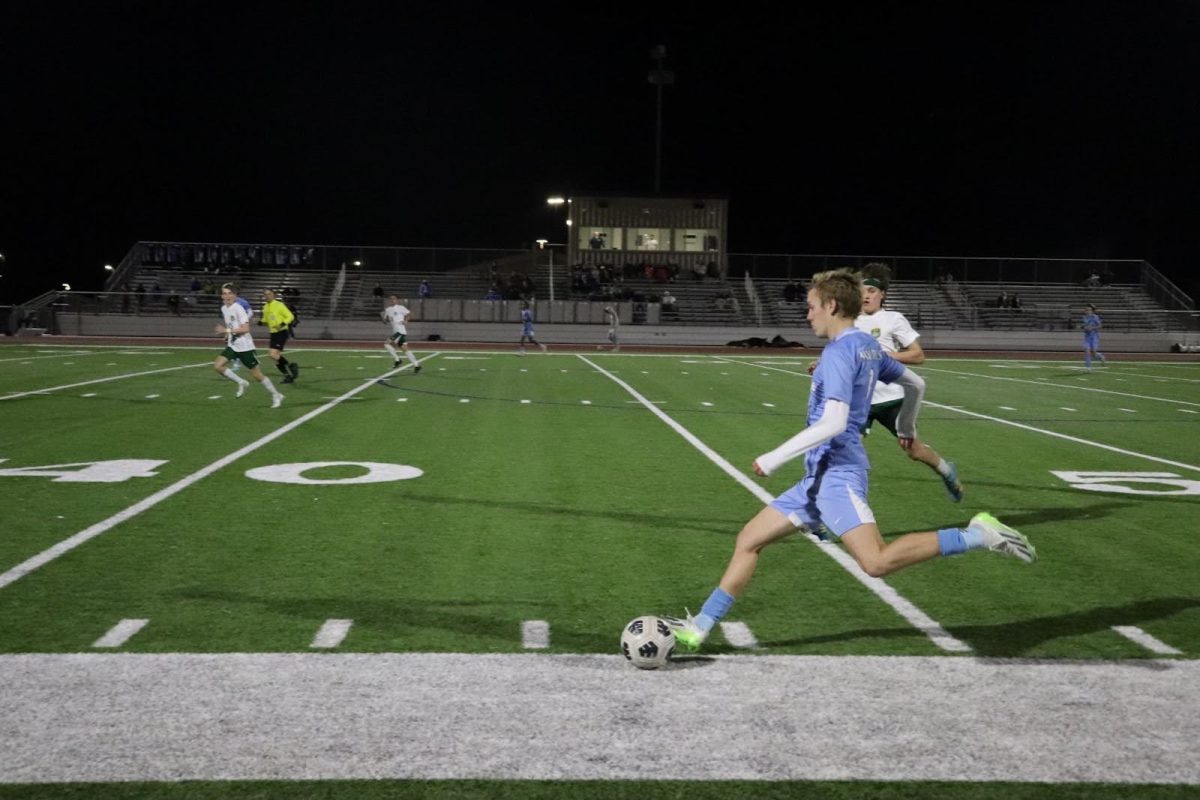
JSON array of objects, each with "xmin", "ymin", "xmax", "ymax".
[{"xmin": 1, "ymin": 342, "xmax": 1197, "ymax": 797}]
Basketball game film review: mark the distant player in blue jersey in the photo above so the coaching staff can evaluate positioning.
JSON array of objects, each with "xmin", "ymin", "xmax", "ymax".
[
  {"xmin": 667, "ymin": 269, "xmax": 1036, "ymax": 651},
  {"xmin": 1082, "ymin": 303, "xmax": 1106, "ymax": 370},
  {"xmin": 518, "ymin": 300, "xmax": 547, "ymax": 354}
]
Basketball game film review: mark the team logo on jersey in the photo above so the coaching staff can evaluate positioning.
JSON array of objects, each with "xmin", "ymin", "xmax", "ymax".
[{"xmin": 871, "ymin": 327, "xmax": 881, "ymax": 338}]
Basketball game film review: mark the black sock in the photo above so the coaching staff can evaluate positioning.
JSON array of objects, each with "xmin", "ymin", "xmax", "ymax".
[{"xmin": 276, "ymin": 357, "xmax": 290, "ymax": 374}]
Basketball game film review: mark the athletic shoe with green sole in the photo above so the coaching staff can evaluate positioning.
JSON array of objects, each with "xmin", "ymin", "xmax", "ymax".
[
  {"xmin": 942, "ymin": 461, "xmax": 964, "ymax": 503},
  {"xmin": 969, "ymin": 512, "xmax": 1037, "ymax": 563},
  {"xmin": 663, "ymin": 612, "xmax": 708, "ymax": 652}
]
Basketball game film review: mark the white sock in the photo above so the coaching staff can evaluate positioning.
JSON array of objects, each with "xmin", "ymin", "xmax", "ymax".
[
  {"xmin": 385, "ymin": 344, "xmax": 399, "ymax": 359},
  {"xmin": 407, "ymin": 351, "xmax": 419, "ymax": 366},
  {"xmin": 261, "ymin": 376, "xmax": 280, "ymax": 397},
  {"xmin": 935, "ymin": 459, "xmax": 951, "ymax": 478},
  {"xmin": 223, "ymin": 369, "xmax": 248, "ymax": 386}
]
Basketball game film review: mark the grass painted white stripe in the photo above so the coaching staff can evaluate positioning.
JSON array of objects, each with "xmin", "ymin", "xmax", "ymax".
[
  {"xmin": 0, "ymin": 354, "xmax": 440, "ymax": 590},
  {"xmin": 92, "ymin": 619, "xmax": 149, "ymax": 648},
  {"xmin": 0, "ymin": 362, "xmax": 210, "ymax": 401},
  {"xmin": 310, "ymin": 619, "xmax": 354, "ymax": 649},
  {"xmin": 522, "ymin": 620, "xmax": 550, "ymax": 649},
  {"xmin": 1112, "ymin": 625, "xmax": 1183, "ymax": 655},
  {"xmin": 580, "ymin": 354, "xmax": 970, "ymax": 654},
  {"xmin": 719, "ymin": 621, "xmax": 760, "ymax": 649}
]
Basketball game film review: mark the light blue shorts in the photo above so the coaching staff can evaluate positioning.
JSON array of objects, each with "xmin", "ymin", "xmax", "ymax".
[
  {"xmin": 1083, "ymin": 333, "xmax": 1100, "ymax": 350},
  {"xmin": 769, "ymin": 469, "xmax": 875, "ymax": 538}
]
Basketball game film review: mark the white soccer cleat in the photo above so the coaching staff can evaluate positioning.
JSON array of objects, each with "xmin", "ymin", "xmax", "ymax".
[
  {"xmin": 271, "ymin": 393, "xmax": 284, "ymax": 409},
  {"xmin": 235, "ymin": 382, "xmax": 246, "ymax": 398},
  {"xmin": 969, "ymin": 512, "xmax": 1037, "ymax": 563},
  {"xmin": 662, "ymin": 610, "xmax": 708, "ymax": 652}
]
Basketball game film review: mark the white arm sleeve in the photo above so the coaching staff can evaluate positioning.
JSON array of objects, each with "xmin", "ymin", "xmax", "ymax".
[
  {"xmin": 755, "ymin": 399, "xmax": 850, "ymax": 477},
  {"xmin": 892, "ymin": 368, "xmax": 926, "ymax": 439}
]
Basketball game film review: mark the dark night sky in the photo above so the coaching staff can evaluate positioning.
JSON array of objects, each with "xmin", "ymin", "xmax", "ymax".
[{"xmin": 3, "ymin": 2, "xmax": 1199, "ymax": 302}]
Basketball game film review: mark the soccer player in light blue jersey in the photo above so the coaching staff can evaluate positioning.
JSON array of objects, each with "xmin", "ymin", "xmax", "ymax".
[
  {"xmin": 518, "ymin": 300, "xmax": 547, "ymax": 354},
  {"xmin": 1082, "ymin": 303, "xmax": 1106, "ymax": 370},
  {"xmin": 667, "ymin": 269, "xmax": 1036, "ymax": 651}
]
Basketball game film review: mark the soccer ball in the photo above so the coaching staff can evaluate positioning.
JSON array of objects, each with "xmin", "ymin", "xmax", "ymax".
[{"xmin": 620, "ymin": 615, "xmax": 675, "ymax": 670}]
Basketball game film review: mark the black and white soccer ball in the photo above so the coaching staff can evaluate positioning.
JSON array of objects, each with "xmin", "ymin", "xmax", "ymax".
[{"xmin": 620, "ymin": 615, "xmax": 676, "ymax": 670}]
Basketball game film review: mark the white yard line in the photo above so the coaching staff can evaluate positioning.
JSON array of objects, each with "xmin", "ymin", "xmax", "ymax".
[
  {"xmin": 0, "ymin": 354, "xmax": 440, "ymax": 590},
  {"xmin": 91, "ymin": 619, "xmax": 149, "ymax": 648},
  {"xmin": 0, "ymin": 362, "xmax": 209, "ymax": 400},
  {"xmin": 0, "ymin": 351, "xmax": 95, "ymax": 363},
  {"xmin": 919, "ymin": 366, "xmax": 1200, "ymax": 408},
  {"xmin": 310, "ymin": 620, "xmax": 354, "ymax": 649},
  {"xmin": 0, "ymin": 652, "xmax": 1196, "ymax": 783},
  {"xmin": 1112, "ymin": 625, "xmax": 1183, "ymax": 655},
  {"xmin": 924, "ymin": 402, "xmax": 1200, "ymax": 473},
  {"xmin": 579, "ymin": 354, "xmax": 970, "ymax": 654},
  {"xmin": 720, "ymin": 357, "xmax": 1200, "ymax": 474},
  {"xmin": 718, "ymin": 621, "xmax": 760, "ymax": 649},
  {"xmin": 521, "ymin": 620, "xmax": 550, "ymax": 649}
]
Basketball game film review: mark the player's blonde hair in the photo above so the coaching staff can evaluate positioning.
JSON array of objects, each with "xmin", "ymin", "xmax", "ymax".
[{"xmin": 808, "ymin": 269, "xmax": 862, "ymax": 319}]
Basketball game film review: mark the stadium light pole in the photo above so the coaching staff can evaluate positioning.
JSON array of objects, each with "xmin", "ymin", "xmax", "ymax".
[
  {"xmin": 546, "ymin": 196, "xmax": 571, "ymax": 303},
  {"xmin": 648, "ymin": 45, "xmax": 674, "ymax": 195}
]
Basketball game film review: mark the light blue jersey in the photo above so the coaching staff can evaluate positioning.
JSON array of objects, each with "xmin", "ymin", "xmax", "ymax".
[
  {"xmin": 1082, "ymin": 313, "xmax": 1101, "ymax": 334},
  {"xmin": 521, "ymin": 308, "xmax": 534, "ymax": 336},
  {"xmin": 804, "ymin": 328, "xmax": 905, "ymax": 475}
]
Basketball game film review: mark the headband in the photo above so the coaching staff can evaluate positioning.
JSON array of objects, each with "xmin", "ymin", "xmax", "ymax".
[{"xmin": 862, "ymin": 277, "xmax": 887, "ymax": 290}]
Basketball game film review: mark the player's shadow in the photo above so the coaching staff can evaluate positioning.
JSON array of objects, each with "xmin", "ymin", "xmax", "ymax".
[
  {"xmin": 765, "ymin": 596, "xmax": 1199, "ymax": 659},
  {"xmin": 885, "ymin": 499, "xmax": 1138, "ymax": 536}
]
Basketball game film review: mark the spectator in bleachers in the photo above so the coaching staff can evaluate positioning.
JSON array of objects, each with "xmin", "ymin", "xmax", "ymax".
[
  {"xmin": 996, "ymin": 291, "xmax": 1011, "ymax": 309},
  {"xmin": 484, "ymin": 285, "xmax": 503, "ymax": 301},
  {"xmin": 692, "ymin": 262, "xmax": 706, "ymax": 281},
  {"xmin": 1084, "ymin": 271, "xmax": 1102, "ymax": 289},
  {"xmin": 661, "ymin": 289, "xmax": 677, "ymax": 314},
  {"xmin": 419, "ymin": 280, "xmax": 432, "ymax": 299},
  {"xmin": 1010, "ymin": 293, "xmax": 1023, "ymax": 311},
  {"xmin": 783, "ymin": 280, "xmax": 800, "ymax": 302},
  {"xmin": 373, "ymin": 283, "xmax": 385, "ymax": 301}
]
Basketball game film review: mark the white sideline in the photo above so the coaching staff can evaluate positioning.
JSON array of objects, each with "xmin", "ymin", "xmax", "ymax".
[
  {"xmin": 1, "ymin": 652, "xmax": 1196, "ymax": 784},
  {"xmin": 579, "ymin": 355, "xmax": 971, "ymax": 654},
  {"xmin": 0, "ymin": 362, "xmax": 210, "ymax": 400},
  {"xmin": 0, "ymin": 355, "xmax": 440, "ymax": 590}
]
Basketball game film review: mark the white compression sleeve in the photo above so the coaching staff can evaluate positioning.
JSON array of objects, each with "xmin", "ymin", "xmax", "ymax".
[
  {"xmin": 755, "ymin": 399, "xmax": 850, "ymax": 477},
  {"xmin": 892, "ymin": 368, "xmax": 926, "ymax": 439}
]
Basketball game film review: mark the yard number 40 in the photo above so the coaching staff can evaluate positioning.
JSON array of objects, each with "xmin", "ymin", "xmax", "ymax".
[
  {"xmin": 0, "ymin": 459, "xmax": 167, "ymax": 483},
  {"xmin": 1051, "ymin": 470, "xmax": 1200, "ymax": 496}
]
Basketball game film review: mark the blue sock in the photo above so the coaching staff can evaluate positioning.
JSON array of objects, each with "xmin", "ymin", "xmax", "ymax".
[
  {"xmin": 937, "ymin": 527, "xmax": 968, "ymax": 556},
  {"xmin": 694, "ymin": 587, "xmax": 735, "ymax": 633},
  {"xmin": 1084, "ymin": 353, "xmax": 1092, "ymax": 368},
  {"xmin": 939, "ymin": 526, "xmax": 986, "ymax": 555}
]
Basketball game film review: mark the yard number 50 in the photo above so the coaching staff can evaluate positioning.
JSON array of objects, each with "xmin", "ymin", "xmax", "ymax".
[{"xmin": 1051, "ymin": 470, "xmax": 1200, "ymax": 496}]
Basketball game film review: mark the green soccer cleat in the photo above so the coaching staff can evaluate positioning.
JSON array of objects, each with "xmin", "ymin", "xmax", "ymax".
[
  {"xmin": 663, "ymin": 611, "xmax": 708, "ymax": 652},
  {"xmin": 942, "ymin": 462, "xmax": 964, "ymax": 503},
  {"xmin": 969, "ymin": 512, "xmax": 1037, "ymax": 563}
]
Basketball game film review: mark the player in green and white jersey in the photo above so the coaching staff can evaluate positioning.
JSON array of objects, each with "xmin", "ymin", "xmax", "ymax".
[
  {"xmin": 855, "ymin": 262, "xmax": 961, "ymax": 501},
  {"xmin": 213, "ymin": 283, "xmax": 284, "ymax": 408}
]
